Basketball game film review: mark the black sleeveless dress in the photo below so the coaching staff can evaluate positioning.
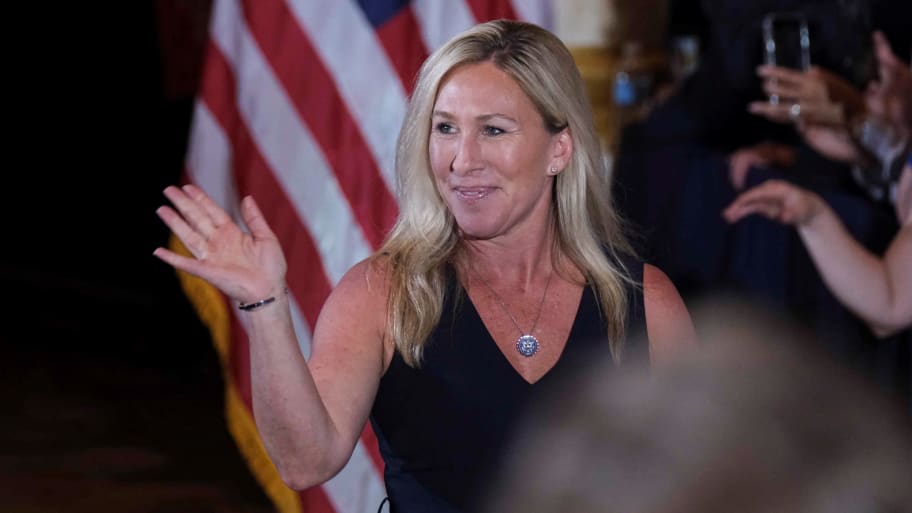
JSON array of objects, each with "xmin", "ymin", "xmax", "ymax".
[{"xmin": 370, "ymin": 258, "xmax": 647, "ymax": 512}]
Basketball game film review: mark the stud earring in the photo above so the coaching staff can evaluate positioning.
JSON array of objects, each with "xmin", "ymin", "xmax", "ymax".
[{"xmin": 549, "ymin": 166, "xmax": 558, "ymax": 175}]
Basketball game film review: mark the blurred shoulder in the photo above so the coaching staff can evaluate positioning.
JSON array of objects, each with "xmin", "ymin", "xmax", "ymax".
[{"xmin": 643, "ymin": 264, "xmax": 679, "ymax": 305}]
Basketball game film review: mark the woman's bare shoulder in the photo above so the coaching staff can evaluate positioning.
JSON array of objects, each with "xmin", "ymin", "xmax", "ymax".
[
  {"xmin": 323, "ymin": 255, "xmax": 392, "ymax": 321},
  {"xmin": 310, "ymin": 255, "xmax": 394, "ymax": 369},
  {"xmin": 642, "ymin": 264, "xmax": 683, "ymax": 307},
  {"xmin": 336, "ymin": 254, "xmax": 392, "ymax": 292},
  {"xmin": 643, "ymin": 263, "xmax": 697, "ymax": 365}
]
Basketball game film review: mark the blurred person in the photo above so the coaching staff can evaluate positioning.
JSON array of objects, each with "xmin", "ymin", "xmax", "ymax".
[
  {"xmin": 153, "ymin": 20, "xmax": 695, "ymax": 513},
  {"xmin": 483, "ymin": 298, "xmax": 912, "ymax": 513},
  {"xmin": 609, "ymin": 7, "xmax": 910, "ymax": 407},
  {"xmin": 725, "ymin": 30, "xmax": 912, "ymax": 337},
  {"xmin": 611, "ymin": 0, "xmax": 909, "ymax": 302}
]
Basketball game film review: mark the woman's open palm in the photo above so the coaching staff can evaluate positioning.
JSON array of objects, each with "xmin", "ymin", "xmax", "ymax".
[{"xmin": 153, "ymin": 184, "xmax": 287, "ymax": 304}]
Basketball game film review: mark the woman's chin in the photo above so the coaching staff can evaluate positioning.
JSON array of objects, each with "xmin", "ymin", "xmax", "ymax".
[{"xmin": 455, "ymin": 220, "xmax": 501, "ymax": 241}]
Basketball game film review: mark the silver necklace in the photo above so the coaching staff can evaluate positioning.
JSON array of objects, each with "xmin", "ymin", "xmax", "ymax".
[{"xmin": 477, "ymin": 271, "xmax": 553, "ymax": 357}]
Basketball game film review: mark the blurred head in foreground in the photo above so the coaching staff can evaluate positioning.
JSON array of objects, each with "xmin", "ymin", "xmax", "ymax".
[{"xmin": 484, "ymin": 298, "xmax": 912, "ymax": 513}]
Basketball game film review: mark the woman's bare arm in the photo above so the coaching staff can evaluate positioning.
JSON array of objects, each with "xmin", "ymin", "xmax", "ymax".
[
  {"xmin": 724, "ymin": 177, "xmax": 912, "ymax": 337},
  {"xmin": 644, "ymin": 264, "xmax": 698, "ymax": 366},
  {"xmin": 154, "ymin": 185, "xmax": 387, "ymax": 489}
]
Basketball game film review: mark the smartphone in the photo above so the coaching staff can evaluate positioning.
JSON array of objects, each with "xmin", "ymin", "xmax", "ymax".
[
  {"xmin": 763, "ymin": 12, "xmax": 811, "ymax": 70},
  {"xmin": 762, "ymin": 12, "xmax": 811, "ymax": 104}
]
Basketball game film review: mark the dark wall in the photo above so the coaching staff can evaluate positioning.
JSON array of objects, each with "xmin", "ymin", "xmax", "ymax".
[{"xmin": 6, "ymin": 2, "xmax": 211, "ymax": 363}]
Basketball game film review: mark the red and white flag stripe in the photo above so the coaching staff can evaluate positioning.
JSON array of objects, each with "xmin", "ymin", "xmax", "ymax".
[{"xmin": 182, "ymin": 1, "xmax": 552, "ymax": 512}]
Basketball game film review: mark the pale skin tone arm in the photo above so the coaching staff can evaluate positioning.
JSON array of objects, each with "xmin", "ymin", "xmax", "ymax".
[
  {"xmin": 644, "ymin": 264, "xmax": 698, "ymax": 366},
  {"xmin": 245, "ymin": 259, "xmax": 389, "ymax": 489},
  {"xmin": 153, "ymin": 184, "xmax": 387, "ymax": 489},
  {"xmin": 723, "ymin": 175, "xmax": 912, "ymax": 337}
]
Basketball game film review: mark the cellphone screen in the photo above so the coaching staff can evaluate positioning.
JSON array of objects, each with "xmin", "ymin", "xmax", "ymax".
[{"xmin": 763, "ymin": 13, "xmax": 811, "ymax": 71}]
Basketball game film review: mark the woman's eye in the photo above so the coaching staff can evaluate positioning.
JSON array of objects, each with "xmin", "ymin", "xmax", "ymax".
[
  {"xmin": 435, "ymin": 122, "xmax": 456, "ymax": 134},
  {"xmin": 482, "ymin": 125, "xmax": 505, "ymax": 136}
]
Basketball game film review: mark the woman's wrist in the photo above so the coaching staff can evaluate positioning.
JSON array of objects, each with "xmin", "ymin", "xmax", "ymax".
[
  {"xmin": 797, "ymin": 192, "xmax": 829, "ymax": 229},
  {"xmin": 238, "ymin": 286, "xmax": 289, "ymax": 312}
]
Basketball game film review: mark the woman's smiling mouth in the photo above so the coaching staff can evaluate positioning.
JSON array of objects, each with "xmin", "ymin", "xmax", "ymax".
[{"xmin": 454, "ymin": 186, "xmax": 495, "ymax": 201}]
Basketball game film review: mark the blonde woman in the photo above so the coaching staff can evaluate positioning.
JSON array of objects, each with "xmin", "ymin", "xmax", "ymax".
[{"xmin": 155, "ymin": 20, "xmax": 695, "ymax": 512}]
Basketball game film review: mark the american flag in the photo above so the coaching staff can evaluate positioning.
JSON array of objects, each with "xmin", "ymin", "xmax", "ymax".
[{"xmin": 177, "ymin": 1, "xmax": 553, "ymax": 512}]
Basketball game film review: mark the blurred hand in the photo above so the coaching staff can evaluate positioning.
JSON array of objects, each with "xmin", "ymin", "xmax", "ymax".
[
  {"xmin": 747, "ymin": 63, "xmax": 875, "ymax": 166},
  {"xmin": 727, "ymin": 142, "xmax": 796, "ymax": 190},
  {"xmin": 866, "ymin": 31, "xmax": 912, "ymax": 133},
  {"xmin": 748, "ymin": 65, "xmax": 865, "ymax": 127},
  {"xmin": 153, "ymin": 184, "xmax": 288, "ymax": 304},
  {"xmin": 797, "ymin": 124, "xmax": 864, "ymax": 164},
  {"xmin": 723, "ymin": 179, "xmax": 826, "ymax": 226}
]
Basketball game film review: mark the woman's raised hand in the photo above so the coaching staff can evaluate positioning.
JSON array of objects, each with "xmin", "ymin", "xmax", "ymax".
[
  {"xmin": 722, "ymin": 179, "xmax": 825, "ymax": 227},
  {"xmin": 153, "ymin": 184, "xmax": 288, "ymax": 304}
]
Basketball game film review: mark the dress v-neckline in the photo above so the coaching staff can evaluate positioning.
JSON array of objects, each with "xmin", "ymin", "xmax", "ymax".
[{"xmin": 461, "ymin": 283, "xmax": 587, "ymax": 385}]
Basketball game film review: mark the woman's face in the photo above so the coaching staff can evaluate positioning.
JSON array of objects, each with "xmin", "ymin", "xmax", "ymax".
[{"xmin": 429, "ymin": 61, "xmax": 571, "ymax": 242}]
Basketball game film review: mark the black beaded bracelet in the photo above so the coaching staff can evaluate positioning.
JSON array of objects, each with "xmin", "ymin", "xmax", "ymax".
[
  {"xmin": 238, "ymin": 288, "xmax": 287, "ymax": 312},
  {"xmin": 238, "ymin": 297, "xmax": 276, "ymax": 311}
]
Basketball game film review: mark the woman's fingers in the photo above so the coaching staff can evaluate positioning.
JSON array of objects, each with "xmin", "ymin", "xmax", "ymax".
[
  {"xmin": 726, "ymin": 201, "xmax": 782, "ymax": 223},
  {"xmin": 162, "ymin": 185, "xmax": 222, "ymax": 240},
  {"xmin": 183, "ymin": 184, "xmax": 232, "ymax": 230},
  {"xmin": 762, "ymin": 76, "xmax": 826, "ymax": 103},
  {"xmin": 757, "ymin": 65, "xmax": 805, "ymax": 87},
  {"xmin": 873, "ymin": 30, "xmax": 905, "ymax": 74},
  {"xmin": 153, "ymin": 246, "xmax": 242, "ymax": 292},
  {"xmin": 240, "ymin": 195, "xmax": 277, "ymax": 240},
  {"xmin": 152, "ymin": 246, "xmax": 209, "ymax": 278},
  {"xmin": 723, "ymin": 180, "xmax": 820, "ymax": 226},
  {"xmin": 749, "ymin": 100, "xmax": 842, "ymax": 126},
  {"xmin": 761, "ymin": 78, "xmax": 801, "ymax": 101},
  {"xmin": 790, "ymin": 102, "xmax": 844, "ymax": 126},
  {"xmin": 749, "ymin": 101, "xmax": 804, "ymax": 124},
  {"xmin": 724, "ymin": 193, "xmax": 781, "ymax": 223},
  {"xmin": 748, "ymin": 101, "xmax": 794, "ymax": 123},
  {"xmin": 758, "ymin": 65, "xmax": 834, "ymax": 110},
  {"xmin": 154, "ymin": 185, "xmax": 289, "ymax": 304},
  {"xmin": 724, "ymin": 181, "xmax": 793, "ymax": 221},
  {"xmin": 155, "ymin": 204, "xmax": 209, "ymax": 259},
  {"xmin": 159, "ymin": 184, "xmax": 249, "ymax": 260}
]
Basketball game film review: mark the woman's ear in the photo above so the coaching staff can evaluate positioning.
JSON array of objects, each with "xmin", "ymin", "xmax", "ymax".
[{"xmin": 550, "ymin": 128, "xmax": 573, "ymax": 173}]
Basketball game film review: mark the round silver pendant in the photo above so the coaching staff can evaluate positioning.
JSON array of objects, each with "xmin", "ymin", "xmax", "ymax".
[{"xmin": 516, "ymin": 334, "xmax": 540, "ymax": 357}]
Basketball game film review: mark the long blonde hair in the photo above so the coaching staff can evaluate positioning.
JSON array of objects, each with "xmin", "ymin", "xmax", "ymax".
[{"xmin": 376, "ymin": 19, "xmax": 635, "ymax": 367}]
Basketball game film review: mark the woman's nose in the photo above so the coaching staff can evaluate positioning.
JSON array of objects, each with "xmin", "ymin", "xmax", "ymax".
[{"xmin": 450, "ymin": 135, "xmax": 483, "ymax": 174}]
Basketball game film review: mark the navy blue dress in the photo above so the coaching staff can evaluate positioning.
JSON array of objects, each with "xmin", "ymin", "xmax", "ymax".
[{"xmin": 370, "ymin": 258, "xmax": 647, "ymax": 512}]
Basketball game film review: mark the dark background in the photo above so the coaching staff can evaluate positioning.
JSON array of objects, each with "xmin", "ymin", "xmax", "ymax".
[{"xmin": 3, "ymin": 2, "xmax": 274, "ymax": 511}]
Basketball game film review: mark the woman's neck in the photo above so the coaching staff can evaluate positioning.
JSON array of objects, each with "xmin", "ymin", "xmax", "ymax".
[{"xmin": 458, "ymin": 222, "xmax": 558, "ymax": 290}]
